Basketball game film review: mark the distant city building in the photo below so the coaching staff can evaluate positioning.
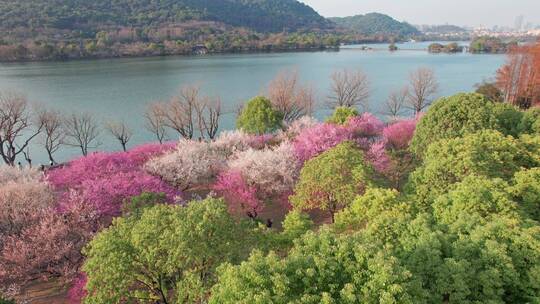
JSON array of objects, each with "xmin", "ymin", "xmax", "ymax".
[{"xmin": 515, "ymin": 15, "xmax": 524, "ymax": 31}]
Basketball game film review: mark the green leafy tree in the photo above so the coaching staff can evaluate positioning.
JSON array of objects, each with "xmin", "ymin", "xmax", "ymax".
[
  {"xmin": 290, "ymin": 141, "xmax": 375, "ymax": 222},
  {"xmin": 209, "ymin": 229, "xmax": 423, "ymax": 304},
  {"xmin": 518, "ymin": 106, "xmax": 540, "ymax": 135},
  {"xmin": 281, "ymin": 210, "xmax": 314, "ymax": 241},
  {"xmin": 409, "ymin": 130, "xmax": 538, "ymax": 207},
  {"xmin": 326, "ymin": 106, "xmax": 359, "ymax": 125},
  {"xmin": 82, "ymin": 198, "xmax": 244, "ymax": 304},
  {"xmin": 410, "ymin": 93, "xmax": 499, "ymax": 157},
  {"xmin": 433, "ymin": 176, "xmax": 520, "ymax": 232},
  {"xmin": 334, "ymin": 188, "xmax": 408, "ymax": 232},
  {"xmin": 493, "ymin": 102, "xmax": 524, "ymax": 137},
  {"xmin": 237, "ymin": 96, "xmax": 283, "ymax": 135},
  {"xmin": 509, "ymin": 168, "xmax": 540, "ymax": 221}
]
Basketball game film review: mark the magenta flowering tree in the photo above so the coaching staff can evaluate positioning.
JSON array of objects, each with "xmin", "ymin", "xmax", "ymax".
[
  {"xmin": 47, "ymin": 143, "xmax": 181, "ymax": 218},
  {"xmin": 71, "ymin": 171, "xmax": 181, "ymax": 217},
  {"xmin": 292, "ymin": 123, "xmax": 353, "ymax": 163},
  {"xmin": 366, "ymin": 141, "xmax": 392, "ymax": 173},
  {"xmin": 213, "ymin": 170, "xmax": 262, "ymax": 219},
  {"xmin": 47, "ymin": 143, "xmax": 175, "ymax": 190},
  {"xmin": 346, "ymin": 113, "xmax": 385, "ymax": 138},
  {"xmin": 381, "ymin": 119, "xmax": 419, "ymax": 189},
  {"xmin": 383, "ymin": 119, "xmax": 417, "ymax": 150}
]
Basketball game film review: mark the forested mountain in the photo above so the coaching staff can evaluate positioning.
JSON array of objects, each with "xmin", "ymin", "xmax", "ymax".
[
  {"xmin": 0, "ymin": 0, "xmax": 340, "ymax": 61},
  {"xmin": 330, "ymin": 13, "xmax": 420, "ymax": 36},
  {"xmin": 0, "ymin": 0, "xmax": 331, "ymax": 33}
]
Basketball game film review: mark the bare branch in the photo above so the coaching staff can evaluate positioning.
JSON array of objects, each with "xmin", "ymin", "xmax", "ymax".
[
  {"xmin": 106, "ymin": 120, "xmax": 133, "ymax": 152},
  {"xmin": 383, "ymin": 87, "xmax": 408, "ymax": 121},
  {"xmin": 327, "ymin": 68, "xmax": 370, "ymax": 111},
  {"xmin": 267, "ymin": 70, "xmax": 315, "ymax": 123},
  {"xmin": 144, "ymin": 103, "xmax": 168, "ymax": 144},
  {"xmin": 406, "ymin": 68, "xmax": 439, "ymax": 114},
  {"xmin": 0, "ymin": 92, "xmax": 43, "ymax": 166},
  {"xmin": 159, "ymin": 85, "xmax": 222, "ymax": 141},
  {"xmin": 161, "ymin": 86, "xmax": 198, "ymax": 140},
  {"xmin": 202, "ymin": 97, "xmax": 221, "ymax": 140},
  {"xmin": 38, "ymin": 109, "xmax": 64, "ymax": 165},
  {"xmin": 62, "ymin": 113, "xmax": 101, "ymax": 156}
]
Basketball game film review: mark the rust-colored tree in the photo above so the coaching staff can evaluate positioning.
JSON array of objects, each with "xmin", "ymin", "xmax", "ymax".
[{"xmin": 496, "ymin": 41, "xmax": 540, "ymax": 109}]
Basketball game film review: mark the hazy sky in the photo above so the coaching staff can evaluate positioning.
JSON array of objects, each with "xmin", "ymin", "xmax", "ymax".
[{"xmin": 300, "ymin": 0, "xmax": 540, "ymax": 28}]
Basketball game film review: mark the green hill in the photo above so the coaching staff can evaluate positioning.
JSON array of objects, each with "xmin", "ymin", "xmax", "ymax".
[
  {"xmin": 330, "ymin": 13, "xmax": 420, "ymax": 37},
  {"xmin": 0, "ymin": 0, "xmax": 331, "ymax": 33}
]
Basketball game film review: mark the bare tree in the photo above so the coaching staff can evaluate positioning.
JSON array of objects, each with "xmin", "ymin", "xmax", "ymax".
[
  {"xmin": 196, "ymin": 97, "xmax": 221, "ymax": 140},
  {"xmin": 106, "ymin": 120, "xmax": 133, "ymax": 152},
  {"xmin": 160, "ymin": 85, "xmax": 222, "ymax": 140},
  {"xmin": 38, "ymin": 109, "xmax": 64, "ymax": 165},
  {"xmin": 145, "ymin": 103, "xmax": 168, "ymax": 144},
  {"xmin": 406, "ymin": 68, "xmax": 439, "ymax": 114},
  {"xmin": 21, "ymin": 146, "xmax": 32, "ymax": 167},
  {"xmin": 327, "ymin": 68, "xmax": 370, "ymax": 110},
  {"xmin": 161, "ymin": 86, "xmax": 198, "ymax": 139},
  {"xmin": 384, "ymin": 87, "xmax": 408, "ymax": 120},
  {"xmin": 267, "ymin": 70, "xmax": 315, "ymax": 123},
  {"xmin": 63, "ymin": 113, "xmax": 100, "ymax": 156},
  {"xmin": 0, "ymin": 92, "xmax": 44, "ymax": 166}
]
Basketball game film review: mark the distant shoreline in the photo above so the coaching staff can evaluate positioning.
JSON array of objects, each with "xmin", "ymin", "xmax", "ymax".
[{"xmin": 0, "ymin": 46, "xmax": 342, "ymax": 64}]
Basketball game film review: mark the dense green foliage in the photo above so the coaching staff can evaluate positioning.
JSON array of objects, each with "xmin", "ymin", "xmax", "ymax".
[
  {"xmin": 82, "ymin": 198, "xmax": 248, "ymax": 303},
  {"xmin": 409, "ymin": 130, "xmax": 539, "ymax": 206},
  {"xmin": 290, "ymin": 141, "xmax": 374, "ymax": 221},
  {"xmin": 410, "ymin": 93, "xmax": 499, "ymax": 156},
  {"xmin": 237, "ymin": 96, "xmax": 284, "ymax": 135},
  {"xmin": 326, "ymin": 106, "xmax": 359, "ymax": 125},
  {"xmin": 330, "ymin": 13, "xmax": 420, "ymax": 37},
  {"xmin": 518, "ymin": 107, "xmax": 540, "ymax": 135},
  {"xmin": 209, "ymin": 118, "xmax": 540, "ymax": 303},
  {"xmin": 493, "ymin": 103, "xmax": 524, "ymax": 137},
  {"xmin": 510, "ymin": 168, "xmax": 540, "ymax": 221},
  {"xmin": 211, "ymin": 184, "xmax": 540, "ymax": 303},
  {"xmin": 0, "ymin": 0, "xmax": 329, "ymax": 33}
]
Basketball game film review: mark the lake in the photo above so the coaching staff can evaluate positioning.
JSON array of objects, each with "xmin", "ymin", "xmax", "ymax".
[{"xmin": 0, "ymin": 41, "xmax": 505, "ymax": 164}]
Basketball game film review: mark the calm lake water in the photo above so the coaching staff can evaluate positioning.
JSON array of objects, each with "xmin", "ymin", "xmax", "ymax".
[{"xmin": 0, "ymin": 41, "xmax": 505, "ymax": 164}]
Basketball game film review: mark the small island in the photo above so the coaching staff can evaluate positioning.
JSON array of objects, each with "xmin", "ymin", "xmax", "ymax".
[
  {"xmin": 469, "ymin": 36, "xmax": 518, "ymax": 54},
  {"xmin": 428, "ymin": 42, "xmax": 464, "ymax": 53}
]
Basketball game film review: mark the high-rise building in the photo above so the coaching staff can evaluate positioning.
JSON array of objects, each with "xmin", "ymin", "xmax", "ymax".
[{"xmin": 515, "ymin": 15, "xmax": 524, "ymax": 31}]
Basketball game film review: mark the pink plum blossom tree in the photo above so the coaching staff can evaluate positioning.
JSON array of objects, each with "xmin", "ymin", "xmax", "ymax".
[
  {"xmin": 382, "ymin": 119, "xmax": 417, "ymax": 150},
  {"xmin": 292, "ymin": 123, "xmax": 353, "ymax": 163},
  {"xmin": 213, "ymin": 170, "xmax": 262, "ymax": 219}
]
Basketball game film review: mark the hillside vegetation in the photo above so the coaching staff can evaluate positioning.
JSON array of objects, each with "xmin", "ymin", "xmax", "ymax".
[
  {"xmin": 0, "ymin": 0, "xmax": 330, "ymax": 33},
  {"xmin": 330, "ymin": 13, "xmax": 420, "ymax": 37},
  {"xmin": 0, "ymin": 0, "xmax": 342, "ymax": 61}
]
